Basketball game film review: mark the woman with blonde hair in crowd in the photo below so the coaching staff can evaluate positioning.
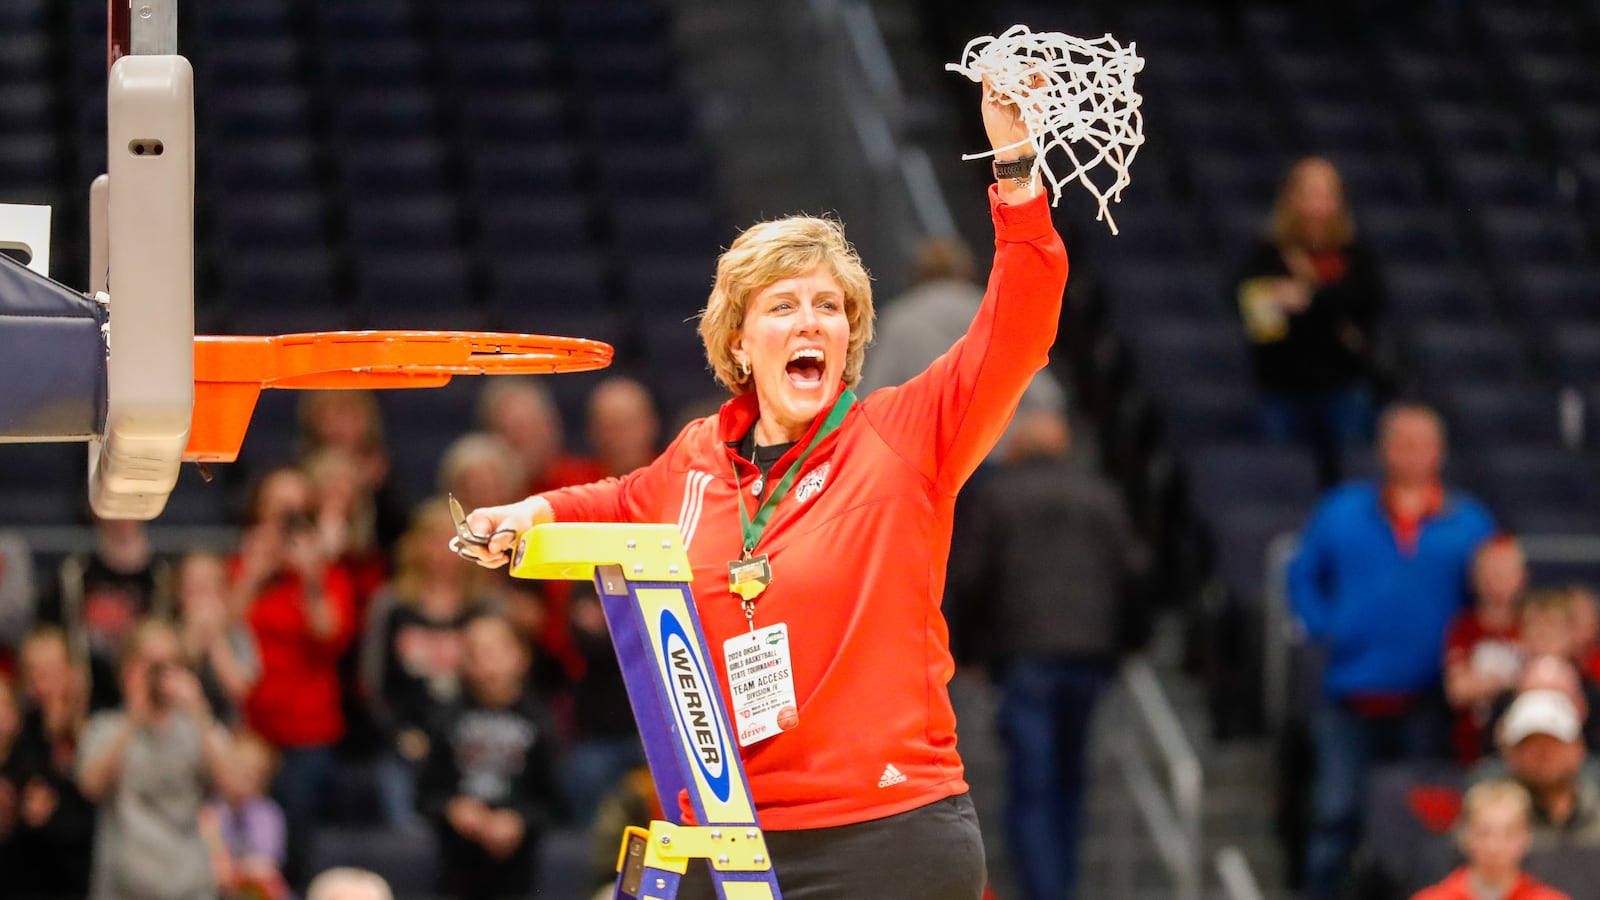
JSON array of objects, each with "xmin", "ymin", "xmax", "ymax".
[
  {"xmin": 1233, "ymin": 156, "xmax": 1386, "ymax": 486},
  {"xmin": 360, "ymin": 497, "xmax": 498, "ymax": 827},
  {"xmin": 297, "ymin": 389, "xmax": 407, "ymax": 549}
]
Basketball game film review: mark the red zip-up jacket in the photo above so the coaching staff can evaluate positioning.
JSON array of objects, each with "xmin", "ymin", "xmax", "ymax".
[{"xmin": 544, "ymin": 186, "xmax": 1067, "ymax": 829}]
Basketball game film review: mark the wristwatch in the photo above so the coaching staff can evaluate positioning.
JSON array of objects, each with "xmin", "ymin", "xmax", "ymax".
[{"xmin": 992, "ymin": 155, "xmax": 1037, "ymax": 184}]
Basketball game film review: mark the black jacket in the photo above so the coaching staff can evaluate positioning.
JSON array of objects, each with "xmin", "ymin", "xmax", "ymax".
[
  {"xmin": 962, "ymin": 458, "xmax": 1150, "ymax": 668},
  {"xmin": 1232, "ymin": 237, "xmax": 1385, "ymax": 392}
]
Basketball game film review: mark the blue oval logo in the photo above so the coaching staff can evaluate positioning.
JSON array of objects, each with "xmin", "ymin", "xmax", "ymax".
[{"xmin": 659, "ymin": 609, "xmax": 732, "ymax": 802}]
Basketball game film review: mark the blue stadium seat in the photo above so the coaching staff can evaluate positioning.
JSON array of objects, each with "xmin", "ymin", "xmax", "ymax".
[
  {"xmin": 488, "ymin": 251, "xmax": 610, "ymax": 312},
  {"xmin": 200, "ymin": 36, "xmax": 300, "ymax": 88},
  {"xmin": 466, "ymin": 142, "xmax": 580, "ymax": 195},
  {"xmin": 1161, "ymin": 382, "xmax": 1258, "ymax": 449},
  {"xmin": 337, "ymin": 139, "xmax": 449, "ymax": 195},
  {"xmin": 1551, "ymin": 324, "xmax": 1600, "ymax": 382},
  {"xmin": 346, "ymin": 195, "xmax": 460, "ymax": 253},
  {"xmin": 353, "ymin": 251, "xmax": 473, "ymax": 313},
  {"xmin": 1206, "ymin": 501, "xmax": 1306, "ymax": 604},
  {"xmin": 0, "ymin": 443, "xmax": 85, "ymax": 490},
  {"xmin": 1189, "ymin": 444, "xmax": 1321, "ymax": 513},
  {"xmin": 216, "ymin": 193, "xmax": 328, "ymax": 253},
  {"xmin": 224, "ymin": 247, "xmax": 343, "ymax": 312},
  {"xmin": 199, "ymin": 0, "xmax": 294, "ymax": 40},
  {"xmin": 1445, "ymin": 153, "xmax": 1559, "ymax": 207},
  {"xmin": 586, "ymin": 91, "xmax": 695, "ymax": 142},
  {"xmin": 608, "ymin": 199, "xmax": 724, "ymax": 257},
  {"xmin": 1382, "ymin": 262, "xmax": 1495, "ymax": 324},
  {"xmin": 324, "ymin": 39, "xmax": 428, "ymax": 88},
  {"xmin": 1469, "ymin": 446, "xmax": 1600, "ymax": 531},
  {"xmin": 332, "ymin": 89, "xmax": 439, "ymax": 140},
  {"xmin": 1406, "ymin": 322, "xmax": 1531, "ymax": 387},
  {"xmin": 1479, "ymin": 206, "xmax": 1588, "ymax": 265},
  {"xmin": 0, "ymin": 135, "xmax": 55, "ymax": 193},
  {"xmin": 459, "ymin": 92, "xmax": 568, "ymax": 143},
  {"xmin": 1361, "ymin": 206, "xmax": 1467, "ymax": 265},
  {"xmin": 1510, "ymin": 263, "xmax": 1600, "ymax": 324},
  {"xmin": 208, "ymin": 86, "xmax": 314, "ymax": 140},
  {"xmin": 1440, "ymin": 384, "xmax": 1565, "ymax": 448},
  {"xmin": 1129, "ymin": 321, "xmax": 1250, "ymax": 390},
  {"xmin": 596, "ymin": 144, "xmax": 712, "ymax": 199},
  {"xmin": 445, "ymin": 40, "xmax": 559, "ymax": 92},
  {"xmin": 619, "ymin": 257, "xmax": 714, "ymax": 318},
  {"xmin": 478, "ymin": 195, "xmax": 595, "ymax": 253},
  {"xmin": 212, "ymin": 137, "xmax": 320, "ymax": 195}
]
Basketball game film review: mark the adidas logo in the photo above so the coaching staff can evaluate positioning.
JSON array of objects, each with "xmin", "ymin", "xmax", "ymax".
[{"xmin": 877, "ymin": 763, "xmax": 907, "ymax": 788}]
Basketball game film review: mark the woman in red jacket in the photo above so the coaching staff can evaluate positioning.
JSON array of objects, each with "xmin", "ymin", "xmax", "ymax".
[{"xmin": 460, "ymin": 82, "xmax": 1067, "ymax": 899}]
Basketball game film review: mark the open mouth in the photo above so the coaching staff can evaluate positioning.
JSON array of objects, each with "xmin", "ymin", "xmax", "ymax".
[{"xmin": 784, "ymin": 348, "xmax": 826, "ymax": 389}]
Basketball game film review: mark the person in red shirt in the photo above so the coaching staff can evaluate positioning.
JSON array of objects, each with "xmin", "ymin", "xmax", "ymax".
[
  {"xmin": 460, "ymin": 83, "xmax": 1065, "ymax": 899},
  {"xmin": 1445, "ymin": 536, "xmax": 1527, "ymax": 764},
  {"xmin": 1413, "ymin": 779, "xmax": 1569, "ymax": 900},
  {"xmin": 235, "ymin": 466, "xmax": 357, "ymax": 881}
]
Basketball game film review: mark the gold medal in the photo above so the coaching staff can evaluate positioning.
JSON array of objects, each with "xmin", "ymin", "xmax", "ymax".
[{"xmin": 727, "ymin": 553, "xmax": 773, "ymax": 601}]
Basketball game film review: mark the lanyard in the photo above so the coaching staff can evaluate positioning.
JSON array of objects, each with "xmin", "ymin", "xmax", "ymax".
[{"xmin": 731, "ymin": 389, "xmax": 855, "ymax": 556}]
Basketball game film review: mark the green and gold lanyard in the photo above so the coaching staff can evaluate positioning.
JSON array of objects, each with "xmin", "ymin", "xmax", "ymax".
[{"xmin": 726, "ymin": 389, "xmax": 856, "ymax": 627}]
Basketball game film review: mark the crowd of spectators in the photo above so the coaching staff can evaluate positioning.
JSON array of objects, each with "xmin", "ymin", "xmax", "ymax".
[
  {"xmin": 0, "ymin": 373, "xmax": 669, "ymax": 899},
  {"xmin": 1282, "ymin": 399, "xmax": 1600, "ymax": 898}
]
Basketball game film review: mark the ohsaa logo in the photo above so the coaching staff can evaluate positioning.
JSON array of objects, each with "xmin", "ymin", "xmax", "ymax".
[
  {"xmin": 795, "ymin": 462, "xmax": 830, "ymax": 504},
  {"xmin": 659, "ymin": 610, "xmax": 732, "ymax": 802}
]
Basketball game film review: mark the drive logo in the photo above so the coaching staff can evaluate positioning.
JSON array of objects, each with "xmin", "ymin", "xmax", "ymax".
[{"xmin": 660, "ymin": 609, "xmax": 732, "ymax": 802}]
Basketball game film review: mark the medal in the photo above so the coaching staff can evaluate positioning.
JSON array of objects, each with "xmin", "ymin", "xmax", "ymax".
[
  {"xmin": 727, "ymin": 553, "xmax": 773, "ymax": 601},
  {"xmin": 727, "ymin": 390, "xmax": 857, "ymax": 616}
]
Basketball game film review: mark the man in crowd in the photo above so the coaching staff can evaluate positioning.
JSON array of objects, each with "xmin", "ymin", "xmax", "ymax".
[
  {"xmin": 963, "ymin": 403, "xmax": 1149, "ymax": 900},
  {"xmin": 1483, "ymin": 689, "xmax": 1600, "ymax": 849},
  {"xmin": 1289, "ymin": 403, "xmax": 1496, "ymax": 899}
]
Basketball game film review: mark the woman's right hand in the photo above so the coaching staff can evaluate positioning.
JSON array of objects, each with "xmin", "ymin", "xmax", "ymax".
[{"xmin": 457, "ymin": 496, "xmax": 554, "ymax": 569}]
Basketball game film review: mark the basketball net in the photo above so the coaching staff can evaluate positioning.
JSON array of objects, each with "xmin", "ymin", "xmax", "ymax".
[{"xmin": 947, "ymin": 25, "xmax": 1146, "ymax": 234}]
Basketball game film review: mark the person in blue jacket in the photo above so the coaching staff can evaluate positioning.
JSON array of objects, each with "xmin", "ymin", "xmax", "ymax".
[{"xmin": 1288, "ymin": 402, "xmax": 1495, "ymax": 900}]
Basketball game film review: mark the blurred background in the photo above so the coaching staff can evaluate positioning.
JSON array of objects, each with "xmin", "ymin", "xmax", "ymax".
[{"xmin": 3, "ymin": 0, "xmax": 1600, "ymax": 898}]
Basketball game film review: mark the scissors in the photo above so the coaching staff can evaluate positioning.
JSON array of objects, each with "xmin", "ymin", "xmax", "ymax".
[{"xmin": 448, "ymin": 493, "xmax": 518, "ymax": 563}]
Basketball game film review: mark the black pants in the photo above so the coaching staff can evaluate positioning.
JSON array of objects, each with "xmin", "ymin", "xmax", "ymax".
[{"xmin": 675, "ymin": 793, "xmax": 986, "ymax": 900}]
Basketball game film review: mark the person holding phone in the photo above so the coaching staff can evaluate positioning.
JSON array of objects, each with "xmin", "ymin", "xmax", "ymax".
[{"xmin": 77, "ymin": 619, "xmax": 232, "ymax": 900}]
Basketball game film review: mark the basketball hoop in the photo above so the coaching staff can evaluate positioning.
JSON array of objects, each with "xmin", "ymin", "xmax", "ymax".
[
  {"xmin": 947, "ymin": 25, "xmax": 1146, "ymax": 234},
  {"xmin": 186, "ymin": 330, "xmax": 613, "ymax": 463}
]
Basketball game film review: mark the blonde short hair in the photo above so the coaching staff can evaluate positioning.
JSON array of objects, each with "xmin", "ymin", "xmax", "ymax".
[
  {"xmin": 1459, "ymin": 779, "xmax": 1532, "ymax": 835},
  {"xmin": 306, "ymin": 867, "xmax": 393, "ymax": 900},
  {"xmin": 699, "ymin": 216, "xmax": 875, "ymax": 394}
]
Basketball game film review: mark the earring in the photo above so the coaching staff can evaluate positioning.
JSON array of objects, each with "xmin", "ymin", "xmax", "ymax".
[{"xmin": 739, "ymin": 359, "xmax": 751, "ymax": 377}]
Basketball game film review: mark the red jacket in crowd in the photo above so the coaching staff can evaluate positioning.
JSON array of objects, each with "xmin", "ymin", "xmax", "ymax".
[
  {"xmin": 244, "ymin": 566, "xmax": 358, "ymax": 748},
  {"xmin": 543, "ymin": 187, "xmax": 1068, "ymax": 830}
]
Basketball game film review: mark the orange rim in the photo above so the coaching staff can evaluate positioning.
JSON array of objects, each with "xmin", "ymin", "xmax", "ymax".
[{"xmin": 187, "ymin": 330, "xmax": 614, "ymax": 463}]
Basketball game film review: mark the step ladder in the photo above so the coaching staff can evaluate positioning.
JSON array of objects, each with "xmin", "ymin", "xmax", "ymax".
[{"xmin": 509, "ymin": 523, "xmax": 784, "ymax": 900}]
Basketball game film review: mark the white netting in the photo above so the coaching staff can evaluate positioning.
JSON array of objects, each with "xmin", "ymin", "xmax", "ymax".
[{"xmin": 947, "ymin": 25, "xmax": 1146, "ymax": 234}]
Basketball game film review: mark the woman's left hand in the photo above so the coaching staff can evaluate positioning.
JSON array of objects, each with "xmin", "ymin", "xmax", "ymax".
[{"xmin": 981, "ymin": 73, "xmax": 1041, "ymax": 157}]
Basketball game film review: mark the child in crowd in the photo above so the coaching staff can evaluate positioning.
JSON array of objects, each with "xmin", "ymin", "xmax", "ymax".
[
  {"xmin": 1518, "ymin": 589, "xmax": 1576, "ymax": 664},
  {"xmin": 1568, "ymin": 586, "xmax": 1600, "ymax": 684},
  {"xmin": 177, "ymin": 551, "xmax": 260, "ymax": 727},
  {"xmin": 202, "ymin": 730, "xmax": 289, "ymax": 900},
  {"xmin": 420, "ymin": 614, "xmax": 560, "ymax": 900},
  {"xmin": 1445, "ymin": 536, "xmax": 1527, "ymax": 764},
  {"xmin": 1412, "ymin": 779, "xmax": 1568, "ymax": 900},
  {"xmin": 361, "ymin": 498, "xmax": 493, "ymax": 828}
]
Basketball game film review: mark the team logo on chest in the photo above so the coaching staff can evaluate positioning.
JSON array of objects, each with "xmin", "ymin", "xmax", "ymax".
[{"xmin": 795, "ymin": 462, "xmax": 831, "ymax": 504}]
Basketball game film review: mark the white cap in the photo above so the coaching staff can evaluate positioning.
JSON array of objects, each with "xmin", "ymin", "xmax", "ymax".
[{"xmin": 1499, "ymin": 689, "xmax": 1583, "ymax": 746}]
